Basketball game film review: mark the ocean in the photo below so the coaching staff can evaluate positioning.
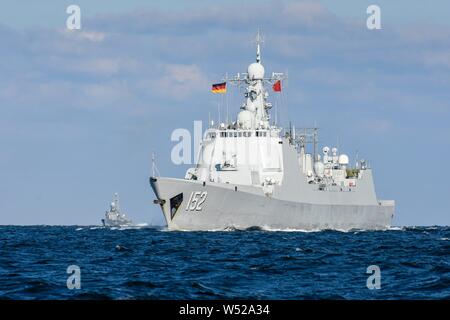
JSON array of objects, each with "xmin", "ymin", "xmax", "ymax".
[{"xmin": 0, "ymin": 226, "xmax": 449, "ymax": 300}]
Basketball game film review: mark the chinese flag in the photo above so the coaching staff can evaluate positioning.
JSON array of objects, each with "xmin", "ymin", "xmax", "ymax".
[{"xmin": 272, "ymin": 80, "xmax": 281, "ymax": 92}]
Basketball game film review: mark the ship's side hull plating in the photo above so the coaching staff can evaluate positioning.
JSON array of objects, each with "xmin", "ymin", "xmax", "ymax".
[{"xmin": 151, "ymin": 177, "xmax": 394, "ymax": 231}]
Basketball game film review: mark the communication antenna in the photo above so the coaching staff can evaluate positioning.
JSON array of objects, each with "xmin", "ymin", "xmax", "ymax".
[
  {"xmin": 151, "ymin": 152, "xmax": 160, "ymax": 177},
  {"xmin": 255, "ymin": 29, "xmax": 264, "ymax": 63},
  {"xmin": 225, "ymin": 72, "xmax": 229, "ymax": 125},
  {"xmin": 114, "ymin": 192, "xmax": 120, "ymax": 212},
  {"xmin": 313, "ymin": 122, "xmax": 318, "ymax": 162}
]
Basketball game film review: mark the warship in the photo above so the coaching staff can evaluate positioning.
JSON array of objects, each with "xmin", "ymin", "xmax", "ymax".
[
  {"xmin": 150, "ymin": 33, "xmax": 395, "ymax": 231},
  {"xmin": 101, "ymin": 193, "xmax": 133, "ymax": 227}
]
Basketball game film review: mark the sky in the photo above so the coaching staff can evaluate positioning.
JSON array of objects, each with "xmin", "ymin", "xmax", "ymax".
[{"xmin": 0, "ymin": 1, "xmax": 449, "ymax": 226}]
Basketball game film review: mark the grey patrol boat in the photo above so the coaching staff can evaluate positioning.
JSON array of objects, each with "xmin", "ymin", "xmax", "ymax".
[
  {"xmin": 102, "ymin": 193, "xmax": 133, "ymax": 227},
  {"xmin": 150, "ymin": 34, "xmax": 395, "ymax": 231}
]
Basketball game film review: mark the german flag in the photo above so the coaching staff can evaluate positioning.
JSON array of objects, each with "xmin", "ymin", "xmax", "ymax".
[{"xmin": 211, "ymin": 82, "xmax": 226, "ymax": 93}]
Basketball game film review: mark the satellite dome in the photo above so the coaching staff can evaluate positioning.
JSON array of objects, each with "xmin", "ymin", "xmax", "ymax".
[
  {"xmin": 237, "ymin": 110, "xmax": 254, "ymax": 129},
  {"xmin": 322, "ymin": 146, "xmax": 330, "ymax": 154},
  {"xmin": 338, "ymin": 154, "xmax": 349, "ymax": 165},
  {"xmin": 247, "ymin": 62, "xmax": 265, "ymax": 80}
]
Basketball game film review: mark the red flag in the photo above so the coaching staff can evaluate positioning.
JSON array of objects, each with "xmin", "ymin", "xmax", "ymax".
[{"xmin": 273, "ymin": 80, "xmax": 281, "ymax": 92}]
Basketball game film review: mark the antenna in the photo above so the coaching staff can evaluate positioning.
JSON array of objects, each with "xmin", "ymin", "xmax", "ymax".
[
  {"xmin": 313, "ymin": 124, "xmax": 318, "ymax": 162},
  {"xmin": 114, "ymin": 193, "xmax": 120, "ymax": 212},
  {"xmin": 217, "ymin": 98, "xmax": 221, "ymax": 125},
  {"xmin": 255, "ymin": 29, "xmax": 264, "ymax": 63},
  {"xmin": 208, "ymin": 112, "xmax": 211, "ymax": 129},
  {"xmin": 225, "ymin": 72, "xmax": 229, "ymax": 125},
  {"xmin": 151, "ymin": 152, "xmax": 160, "ymax": 177},
  {"xmin": 274, "ymin": 95, "xmax": 278, "ymax": 126}
]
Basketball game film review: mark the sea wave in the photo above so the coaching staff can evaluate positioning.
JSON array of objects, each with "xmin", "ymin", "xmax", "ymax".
[{"xmin": 0, "ymin": 225, "xmax": 448, "ymax": 299}]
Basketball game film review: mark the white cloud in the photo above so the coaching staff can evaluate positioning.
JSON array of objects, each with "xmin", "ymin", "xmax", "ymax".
[
  {"xmin": 59, "ymin": 29, "xmax": 106, "ymax": 42},
  {"xmin": 73, "ymin": 58, "xmax": 140, "ymax": 76},
  {"xmin": 153, "ymin": 64, "xmax": 209, "ymax": 99}
]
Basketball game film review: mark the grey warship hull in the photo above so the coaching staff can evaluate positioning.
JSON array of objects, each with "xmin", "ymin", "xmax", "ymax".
[
  {"xmin": 150, "ymin": 138, "xmax": 394, "ymax": 231},
  {"xmin": 151, "ymin": 177, "xmax": 393, "ymax": 231}
]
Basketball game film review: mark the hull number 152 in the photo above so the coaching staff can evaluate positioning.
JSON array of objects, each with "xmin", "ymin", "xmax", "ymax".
[{"xmin": 185, "ymin": 191, "xmax": 207, "ymax": 211}]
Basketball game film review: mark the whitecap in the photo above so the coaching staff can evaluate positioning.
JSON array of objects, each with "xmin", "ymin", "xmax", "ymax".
[
  {"xmin": 134, "ymin": 223, "xmax": 149, "ymax": 227},
  {"xmin": 388, "ymin": 226, "xmax": 404, "ymax": 231}
]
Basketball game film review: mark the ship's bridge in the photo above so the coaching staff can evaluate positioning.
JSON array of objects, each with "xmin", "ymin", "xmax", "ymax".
[
  {"xmin": 206, "ymin": 128, "xmax": 280, "ymax": 139},
  {"xmin": 190, "ymin": 126, "xmax": 284, "ymax": 187}
]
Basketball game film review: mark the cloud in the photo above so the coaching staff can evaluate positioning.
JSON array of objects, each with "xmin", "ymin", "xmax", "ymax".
[
  {"xmin": 1, "ymin": 0, "xmax": 450, "ymax": 118},
  {"xmin": 154, "ymin": 64, "xmax": 209, "ymax": 99},
  {"xmin": 59, "ymin": 29, "xmax": 107, "ymax": 42},
  {"xmin": 87, "ymin": 0, "xmax": 336, "ymax": 35},
  {"xmin": 1, "ymin": 1, "xmax": 450, "ymax": 226}
]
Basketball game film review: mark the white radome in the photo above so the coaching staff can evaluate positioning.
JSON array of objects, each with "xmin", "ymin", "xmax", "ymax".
[
  {"xmin": 338, "ymin": 154, "xmax": 349, "ymax": 165},
  {"xmin": 247, "ymin": 62, "xmax": 265, "ymax": 80},
  {"xmin": 238, "ymin": 110, "xmax": 254, "ymax": 129}
]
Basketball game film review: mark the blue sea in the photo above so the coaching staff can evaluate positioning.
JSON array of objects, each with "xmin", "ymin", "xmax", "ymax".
[{"xmin": 0, "ymin": 226, "xmax": 449, "ymax": 300}]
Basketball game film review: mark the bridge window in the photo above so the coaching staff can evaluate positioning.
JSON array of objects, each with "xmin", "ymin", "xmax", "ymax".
[{"xmin": 220, "ymin": 132, "xmax": 226, "ymax": 138}]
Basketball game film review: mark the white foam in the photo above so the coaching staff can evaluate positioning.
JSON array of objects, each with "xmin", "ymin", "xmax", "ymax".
[
  {"xmin": 260, "ymin": 226, "xmax": 324, "ymax": 232},
  {"xmin": 158, "ymin": 225, "xmax": 398, "ymax": 233},
  {"xmin": 387, "ymin": 226, "xmax": 404, "ymax": 231},
  {"xmin": 134, "ymin": 223, "xmax": 149, "ymax": 227}
]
